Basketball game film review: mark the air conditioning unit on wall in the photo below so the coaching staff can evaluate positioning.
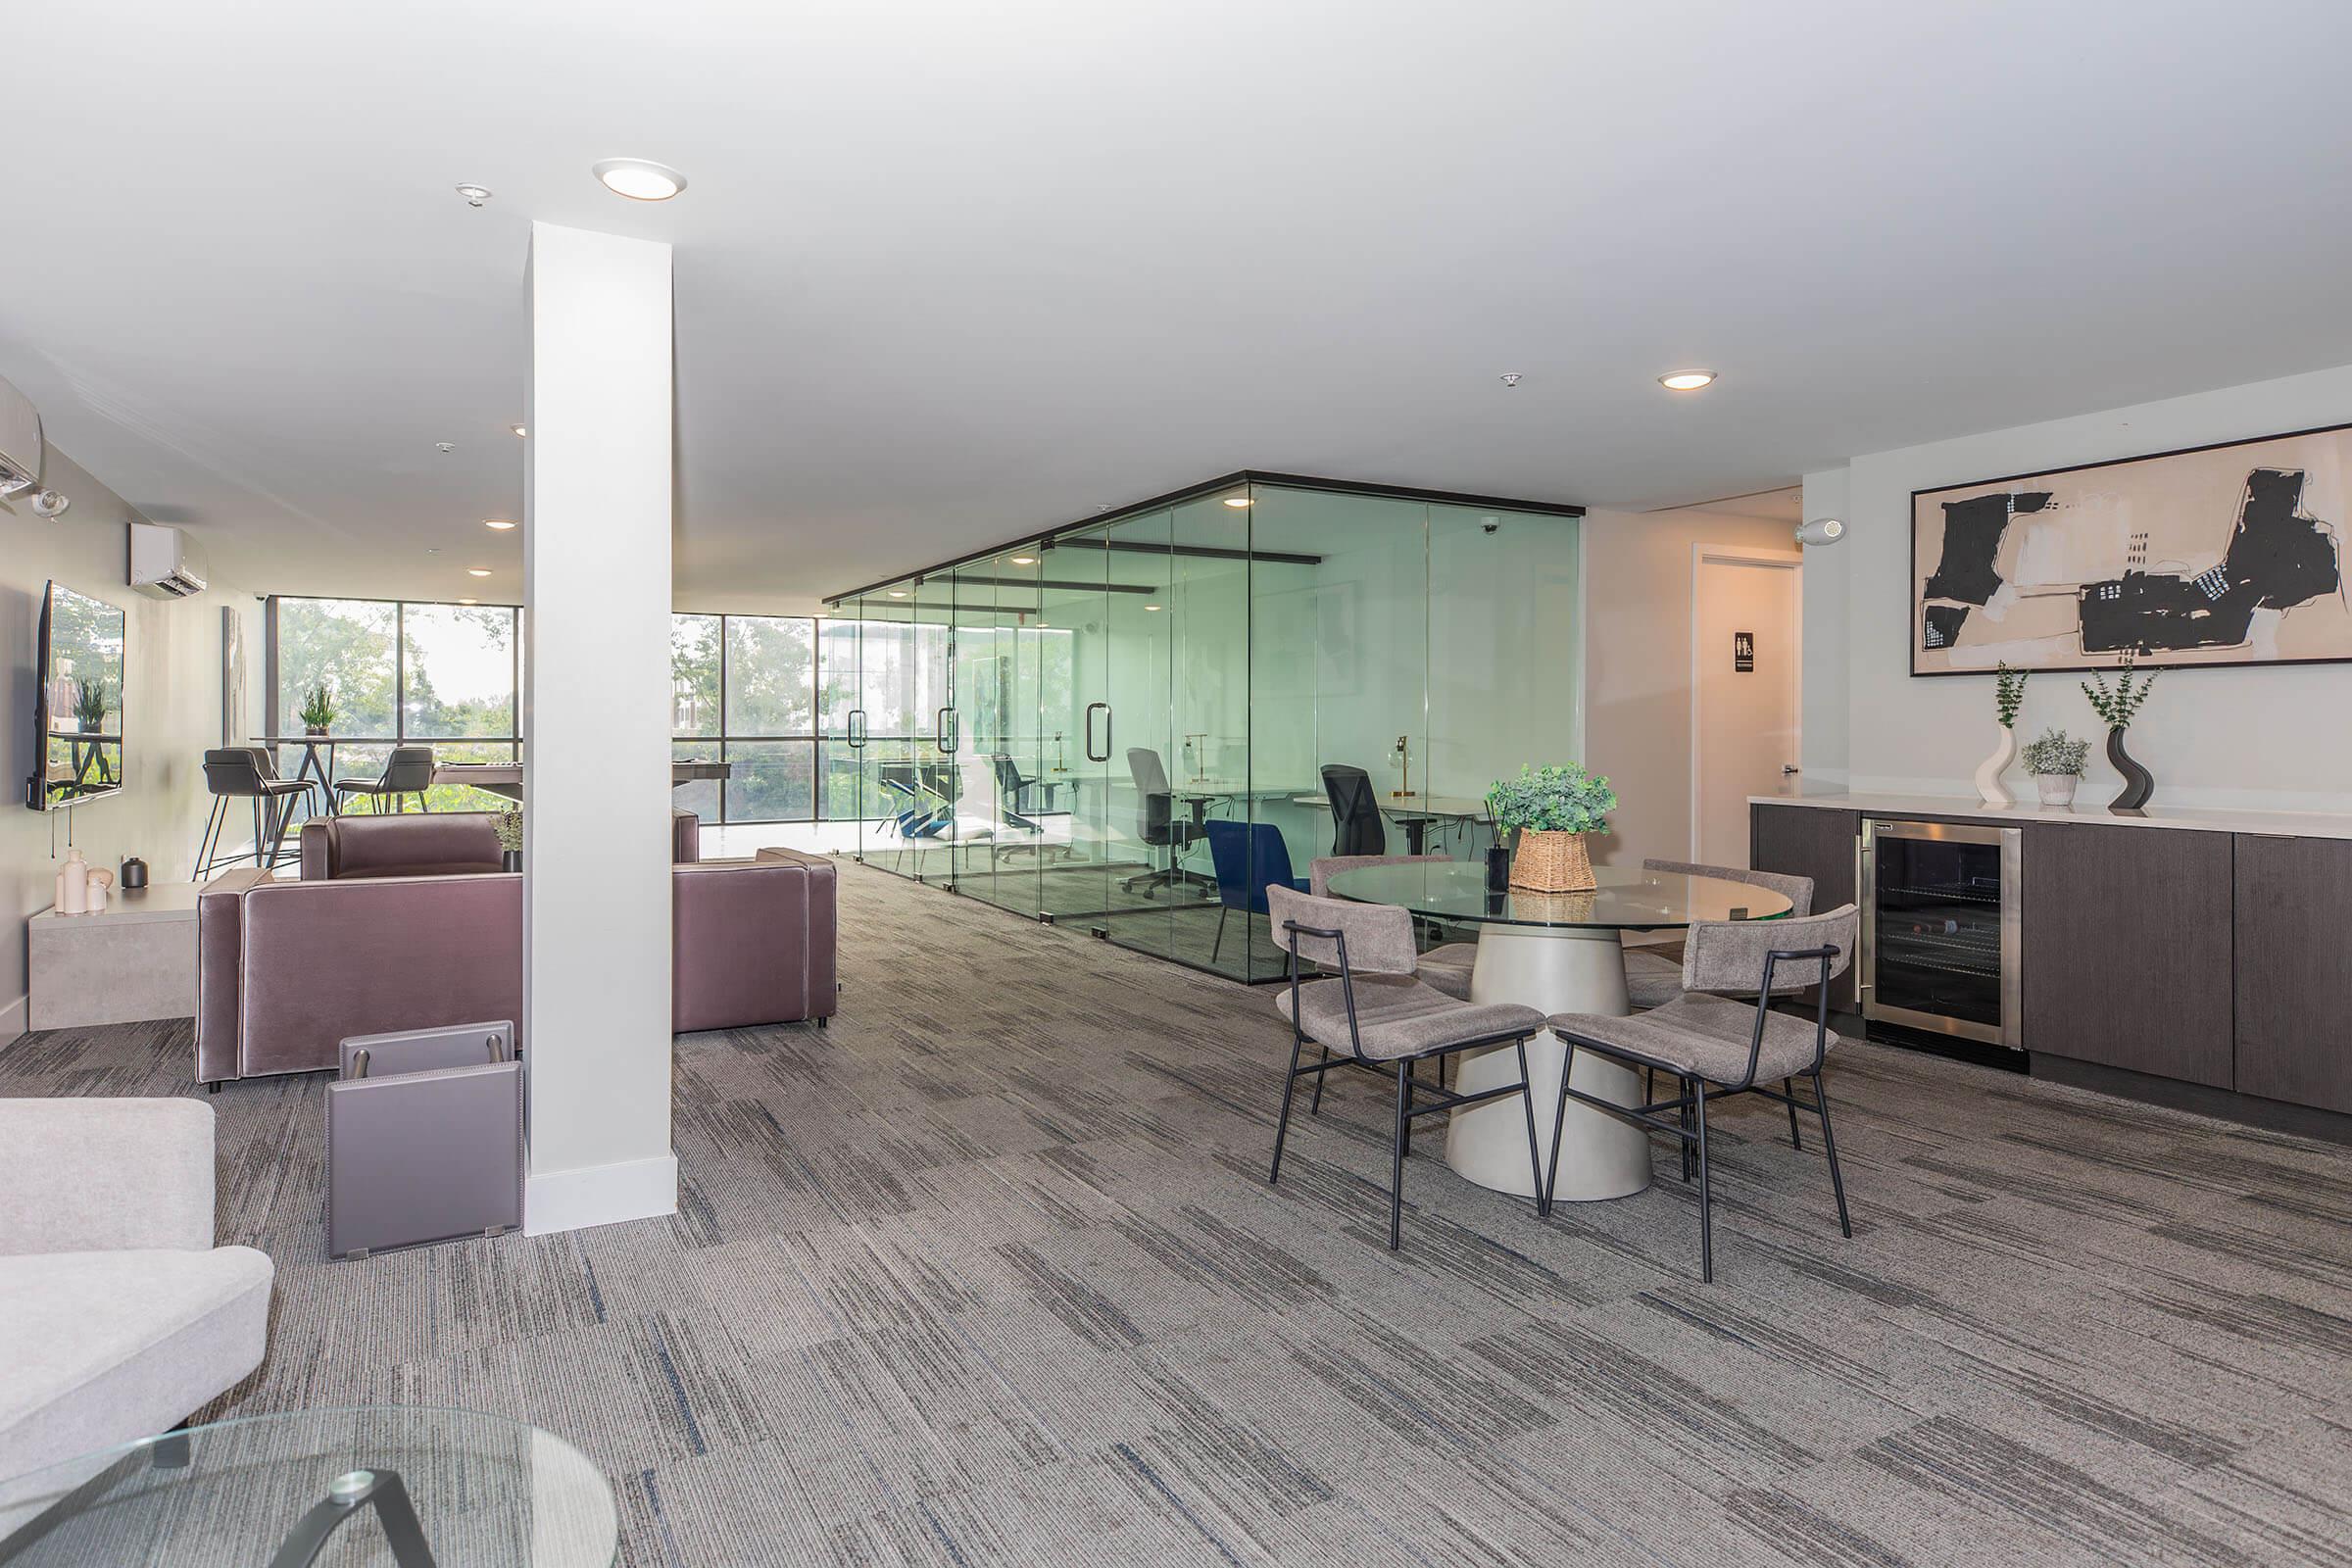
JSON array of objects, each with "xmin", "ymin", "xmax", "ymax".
[
  {"xmin": 129, "ymin": 521, "xmax": 208, "ymax": 599},
  {"xmin": 0, "ymin": 373, "xmax": 42, "ymax": 495}
]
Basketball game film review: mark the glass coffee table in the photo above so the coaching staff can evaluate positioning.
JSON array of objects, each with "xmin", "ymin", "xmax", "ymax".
[
  {"xmin": 0, "ymin": 1406, "xmax": 615, "ymax": 1566},
  {"xmin": 1326, "ymin": 860, "xmax": 1791, "ymax": 1203}
]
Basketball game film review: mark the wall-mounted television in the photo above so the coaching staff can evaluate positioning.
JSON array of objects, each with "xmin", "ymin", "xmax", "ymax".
[{"xmin": 26, "ymin": 581, "xmax": 126, "ymax": 810}]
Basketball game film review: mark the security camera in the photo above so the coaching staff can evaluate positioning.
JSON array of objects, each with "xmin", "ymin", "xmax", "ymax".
[
  {"xmin": 29, "ymin": 489, "xmax": 70, "ymax": 520},
  {"xmin": 1794, "ymin": 516, "xmax": 1845, "ymax": 547}
]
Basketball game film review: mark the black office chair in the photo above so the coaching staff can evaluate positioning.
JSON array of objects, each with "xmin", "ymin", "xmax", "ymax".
[
  {"xmin": 333, "ymin": 745, "xmax": 437, "ymax": 815},
  {"xmin": 1120, "ymin": 748, "xmax": 1204, "ymax": 897},
  {"xmin": 1321, "ymin": 763, "xmax": 1387, "ymax": 858},
  {"xmin": 197, "ymin": 748, "xmax": 318, "ymax": 874}
]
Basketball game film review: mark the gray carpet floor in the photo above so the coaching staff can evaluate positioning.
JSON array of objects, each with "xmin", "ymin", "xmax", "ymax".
[{"xmin": 6, "ymin": 860, "xmax": 2352, "ymax": 1565}]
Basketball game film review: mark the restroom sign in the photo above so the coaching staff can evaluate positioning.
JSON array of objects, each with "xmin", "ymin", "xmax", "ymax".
[{"xmin": 1734, "ymin": 631, "xmax": 1755, "ymax": 672}]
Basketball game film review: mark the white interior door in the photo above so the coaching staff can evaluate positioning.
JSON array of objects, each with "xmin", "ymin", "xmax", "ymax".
[{"xmin": 1691, "ymin": 549, "xmax": 1800, "ymax": 868}]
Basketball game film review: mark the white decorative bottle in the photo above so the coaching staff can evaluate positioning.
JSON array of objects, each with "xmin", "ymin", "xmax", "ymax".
[
  {"xmin": 1973, "ymin": 723, "xmax": 2016, "ymax": 808},
  {"xmin": 57, "ymin": 847, "xmax": 90, "ymax": 915}
]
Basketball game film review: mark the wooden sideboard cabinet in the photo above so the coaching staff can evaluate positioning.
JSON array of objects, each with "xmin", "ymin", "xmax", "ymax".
[
  {"xmin": 1749, "ymin": 804, "xmax": 1860, "ymax": 1009},
  {"xmin": 2233, "ymin": 832, "xmax": 2352, "ymax": 1115}
]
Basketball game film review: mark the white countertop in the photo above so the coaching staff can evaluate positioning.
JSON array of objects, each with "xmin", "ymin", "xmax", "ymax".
[
  {"xmin": 1749, "ymin": 790, "xmax": 2352, "ymax": 841},
  {"xmin": 32, "ymin": 882, "xmax": 202, "ymax": 925}
]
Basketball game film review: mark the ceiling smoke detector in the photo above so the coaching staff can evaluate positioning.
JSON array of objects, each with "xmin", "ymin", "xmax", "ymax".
[{"xmin": 1498, "ymin": 373, "xmax": 1522, "ymax": 388}]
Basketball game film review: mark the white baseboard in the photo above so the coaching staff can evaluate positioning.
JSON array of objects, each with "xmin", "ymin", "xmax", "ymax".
[
  {"xmin": 523, "ymin": 1152, "xmax": 678, "ymax": 1236},
  {"xmin": 0, "ymin": 993, "xmax": 24, "ymax": 1050}
]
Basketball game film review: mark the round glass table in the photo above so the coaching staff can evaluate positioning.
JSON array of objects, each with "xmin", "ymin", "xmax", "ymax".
[
  {"xmin": 1326, "ymin": 860, "xmax": 1791, "ymax": 1202},
  {"xmin": 0, "ymin": 1406, "xmax": 615, "ymax": 1567}
]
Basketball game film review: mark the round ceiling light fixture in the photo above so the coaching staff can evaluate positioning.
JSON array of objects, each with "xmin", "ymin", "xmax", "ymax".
[
  {"xmin": 509, "ymin": 423, "xmax": 527, "ymax": 438},
  {"xmin": 1010, "ymin": 555, "xmax": 1038, "ymax": 565},
  {"xmin": 1222, "ymin": 495, "xmax": 1251, "ymax": 509},
  {"xmin": 1657, "ymin": 369, "xmax": 1717, "ymax": 391},
  {"xmin": 484, "ymin": 518, "xmax": 517, "ymax": 531},
  {"xmin": 458, "ymin": 598, "xmax": 479, "ymax": 606},
  {"xmin": 592, "ymin": 159, "xmax": 688, "ymax": 201},
  {"xmin": 1144, "ymin": 604, "xmax": 1162, "ymax": 612},
  {"xmin": 466, "ymin": 567, "xmax": 493, "ymax": 577},
  {"xmin": 887, "ymin": 589, "xmax": 907, "ymax": 598},
  {"xmin": 455, "ymin": 183, "xmax": 493, "ymax": 208}
]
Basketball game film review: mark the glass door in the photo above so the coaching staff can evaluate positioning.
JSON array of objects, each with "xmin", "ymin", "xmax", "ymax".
[
  {"xmin": 908, "ymin": 575, "xmax": 957, "ymax": 882},
  {"xmin": 1034, "ymin": 532, "xmax": 1111, "ymax": 922},
  {"xmin": 857, "ymin": 586, "xmax": 915, "ymax": 874},
  {"xmin": 991, "ymin": 549, "xmax": 1047, "ymax": 917},
  {"xmin": 817, "ymin": 611, "xmax": 863, "ymax": 855},
  {"xmin": 949, "ymin": 562, "xmax": 1001, "ymax": 904},
  {"xmin": 1095, "ymin": 505, "xmax": 1179, "ymax": 960}
]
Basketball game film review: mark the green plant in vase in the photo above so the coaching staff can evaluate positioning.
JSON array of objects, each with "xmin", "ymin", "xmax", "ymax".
[
  {"xmin": 299, "ymin": 684, "xmax": 337, "ymax": 736},
  {"xmin": 1974, "ymin": 661, "xmax": 2028, "ymax": 807},
  {"xmin": 2082, "ymin": 657, "xmax": 2158, "ymax": 809},
  {"xmin": 494, "ymin": 808, "xmax": 524, "ymax": 870},
  {"xmin": 73, "ymin": 680, "xmax": 109, "ymax": 734},
  {"xmin": 2019, "ymin": 726, "xmax": 2088, "ymax": 807},
  {"xmin": 1486, "ymin": 763, "xmax": 1615, "ymax": 892}
]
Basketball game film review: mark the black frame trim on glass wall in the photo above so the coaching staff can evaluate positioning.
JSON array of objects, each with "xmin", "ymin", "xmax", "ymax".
[
  {"xmin": 821, "ymin": 469, "xmax": 1584, "ymax": 608},
  {"xmin": 264, "ymin": 594, "xmax": 524, "ymax": 760}
]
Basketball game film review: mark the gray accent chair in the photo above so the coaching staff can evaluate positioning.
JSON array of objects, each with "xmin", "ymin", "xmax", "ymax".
[
  {"xmin": 1308, "ymin": 854, "xmax": 1480, "ymax": 1003},
  {"xmin": 1622, "ymin": 859, "xmax": 1815, "ymax": 1009},
  {"xmin": 1544, "ymin": 904, "xmax": 1859, "ymax": 1282},
  {"xmin": 332, "ymin": 744, "xmax": 436, "ymax": 815},
  {"xmin": 0, "ymin": 1099, "xmax": 272, "ymax": 1533},
  {"xmin": 1265, "ymin": 887, "xmax": 1547, "ymax": 1250}
]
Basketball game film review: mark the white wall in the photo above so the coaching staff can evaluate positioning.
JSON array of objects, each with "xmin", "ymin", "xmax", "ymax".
[
  {"xmin": 0, "ymin": 446, "xmax": 257, "ymax": 1044},
  {"xmin": 1806, "ymin": 363, "xmax": 2352, "ymax": 811},
  {"xmin": 1582, "ymin": 505, "xmax": 1801, "ymax": 864}
]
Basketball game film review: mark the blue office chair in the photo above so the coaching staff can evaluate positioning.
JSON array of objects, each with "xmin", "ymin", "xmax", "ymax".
[
  {"xmin": 876, "ymin": 776, "xmax": 947, "ymax": 872},
  {"xmin": 1204, "ymin": 820, "xmax": 1311, "ymax": 964}
]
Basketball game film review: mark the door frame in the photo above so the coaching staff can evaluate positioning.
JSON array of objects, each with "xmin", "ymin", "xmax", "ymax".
[{"xmin": 1689, "ymin": 543, "xmax": 1803, "ymax": 862}]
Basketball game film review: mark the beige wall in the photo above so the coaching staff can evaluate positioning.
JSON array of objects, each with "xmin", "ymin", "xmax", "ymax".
[
  {"xmin": 1581, "ymin": 505, "xmax": 1799, "ymax": 866},
  {"xmin": 1, "ymin": 446, "xmax": 258, "ymax": 1044}
]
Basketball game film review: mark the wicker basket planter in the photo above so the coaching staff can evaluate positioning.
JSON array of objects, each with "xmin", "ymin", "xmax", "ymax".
[{"xmin": 1509, "ymin": 829, "xmax": 1596, "ymax": 893}]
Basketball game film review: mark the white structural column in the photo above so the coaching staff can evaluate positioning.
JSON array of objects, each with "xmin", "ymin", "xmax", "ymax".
[{"xmin": 521, "ymin": 220, "xmax": 678, "ymax": 1235}]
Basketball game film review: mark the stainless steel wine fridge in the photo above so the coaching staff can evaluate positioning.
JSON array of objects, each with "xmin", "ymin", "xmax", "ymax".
[{"xmin": 1859, "ymin": 817, "xmax": 2022, "ymax": 1051}]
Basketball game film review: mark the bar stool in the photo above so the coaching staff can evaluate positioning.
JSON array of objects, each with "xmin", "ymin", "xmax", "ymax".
[
  {"xmin": 197, "ymin": 748, "xmax": 317, "ymax": 874},
  {"xmin": 332, "ymin": 745, "xmax": 437, "ymax": 815}
]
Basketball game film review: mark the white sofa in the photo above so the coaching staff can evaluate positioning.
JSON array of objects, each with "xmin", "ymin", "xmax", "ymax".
[{"xmin": 0, "ymin": 1099, "xmax": 272, "ymax": 1528}]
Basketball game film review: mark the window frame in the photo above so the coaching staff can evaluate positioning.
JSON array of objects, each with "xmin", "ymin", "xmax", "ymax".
[{"xmin": 265, "ymin": 593, "xmax": 525, "ymax": 761}]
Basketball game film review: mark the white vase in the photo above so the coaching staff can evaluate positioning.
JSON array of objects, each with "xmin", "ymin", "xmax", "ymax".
[
  {"xmin": 2036, "ymin": 773, "xmax": 2080, "ymax": 807},
  {"xmin": 1973, "ymin": 724, "xmax": 2016, "ymax": 807}
]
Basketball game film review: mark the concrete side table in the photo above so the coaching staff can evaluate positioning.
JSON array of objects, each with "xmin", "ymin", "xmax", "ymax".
[{"xmin": 28, "ymin": 883, "xmax": 201, "ymax": 1030}]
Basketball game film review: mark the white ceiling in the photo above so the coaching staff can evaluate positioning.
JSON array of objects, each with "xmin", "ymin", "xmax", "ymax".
[{"xmin": 5, "ymin": 2, "xmax": 2351, "ymax": 615}]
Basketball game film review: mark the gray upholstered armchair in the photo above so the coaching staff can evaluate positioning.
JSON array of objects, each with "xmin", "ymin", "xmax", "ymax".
[{"xmin": 0, "ymin": 1099, "xmax": 272, "ymax": 1529}]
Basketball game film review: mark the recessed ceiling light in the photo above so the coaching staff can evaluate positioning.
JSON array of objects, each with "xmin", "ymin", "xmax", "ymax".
[
  {"xmin": 509, "ymin": 423, "xmax": 527, "ymax": 438},
  {"xmin": 592, "ymin": 158, "xmax": 688, "ymax": 201},
  {"xmin": 1658, "ymin": 369, "xmax": 1717, "ymax": 391},
  {"xmin": 1144, "ymin": 604, "xmax": 1162, "ymax": 612},
  {"xmin": 484, "ymin": 518, "xmax": 517, "ymax": 531},
  {"xmin": 458, "ymin": 598, "xmax": 478, "ymax": 606},
  {"xmin": 455, "ymin": 183, "xmax": 492, "ymax": 208},
  {"xmin": 887, "ymin": 590, "xmax": 907, "ymax": 598},
  {"xmin": 467, "ymin": 567, "xmax": 493, "ymax": 577},
  {"xmin": 1222, "ymin": 495, "xmax": 1251, "ymax": 509},
  {"xmin": 1010, "ymin": 555, "xmax": 1038, "ymax": 565}
]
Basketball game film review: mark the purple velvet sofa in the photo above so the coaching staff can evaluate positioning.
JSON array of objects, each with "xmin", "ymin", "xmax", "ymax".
[
  {"xmin": 299, "ymin": 808, "xmax": 702, "ymax": 879},
  {"xmin": 196, "ymin": 844, "xmax": 837, "ymax": 1087}
]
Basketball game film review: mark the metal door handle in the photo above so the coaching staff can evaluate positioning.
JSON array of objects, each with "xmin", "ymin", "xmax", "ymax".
[
  {"xmin": 937, "ymin": 707, "xmax": 957, "ymax": 754},
  {"xmin": 1782, "ymin": 763, "xmax": 1801, "ymax": 775},
  {"xmin": 847, "ymin": 709, "xmax": 866, "ymax": 749},
  {"xmin": 1084, "ymin": 702, "xmax": 1110, "ymax": 762}
]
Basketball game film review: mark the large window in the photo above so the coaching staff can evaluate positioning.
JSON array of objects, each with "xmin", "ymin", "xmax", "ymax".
[
  {"xmin": 269, "ymin": 596, "xmax": 521, "ymax": 812},
  {"xmin": 671, "ymin": 612, "xmax": 822, "ymax": 825}
]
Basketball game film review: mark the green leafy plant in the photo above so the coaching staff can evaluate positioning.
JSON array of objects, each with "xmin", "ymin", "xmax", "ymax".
[
  {"xmin": 2020, "ymin": 727, "xmax": 2089, "ymax": 777},
  {"xmin": 73, "ymin": 680, "xmax": 108, "ymax": 730},
  {"xmin": 2082, "ymin": 657, "xmax": 2157, "ymax": 730},
  {"xmin": 493, "ymin": 808, "xmax": 524, "ymax": 855},
  {"xmin": 1994, "ymin": 662, "xmax": 2028, "ymax": 728},
  {"xmin": 1486, "ymin": 763, "xmax": 1616, "ymax": 835},
  {"xmin": 298, "ymin": 683, "xmax": 337, "ymax": 731}
]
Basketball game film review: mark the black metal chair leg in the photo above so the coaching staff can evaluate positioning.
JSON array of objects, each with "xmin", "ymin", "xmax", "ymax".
[
  {"xmin": 1694, "ymin": 1081, "xmax": 1714, "ymax": 1283},
  {"xmin": 1785, "ymin": 1078, "xmax": 1803, "ymax": 1150},
  {"xmin": 1512, "ymin": 1037, "xmax": 1544, "ymax": 1215},
  {"xmin": 1269, "ymin": 1030, "xmax": 1306, "ymax": 1185},
  {"xmin": 1680, "ymin": 1075, "xmax": 1695, "ymax": 1182},
  {"xmin": 1543, "ymin": 1039, "xmax": 1575, "ymax": 1214},
  {"xmin": 250, "ymin": 800, "xmax": 266, "ymax": 867},
  {"xmin": 1309, "ymin": 1045, "xmax": 1330, "ymax": 1114},
  {"xmin": 1813, "ymin": 1068, "xmax": 1852, "ymax": 1238},
  {"xmin": 196, "ymin": 796, "xmax": 225, "ymax": 877},
  {"xmin": 1389, "ymin": 1061, "xmax": 1410, "ymax": 1250}
]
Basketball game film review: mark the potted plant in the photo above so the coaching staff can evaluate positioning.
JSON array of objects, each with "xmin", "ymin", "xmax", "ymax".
[
  {"xmin": 2019, "ymin": 727, "xmax": 2089, "ymax": 807},
  {"xmin": 1486, "ymin": 763, "xmax": 1615, "ymax": 893},
  {"xmin": 494, "ymin": 808, "xmax": 524, "ymax": 872},
  {"xmin": 1974, "ymin": 662, "xmax": 2027, "ymax": 806},
  {"xmin": 2082, "ymin": 658, "xmax": 2158, "ymax": 809},
  {"xmin": 73, "ymin": 680, "xmax": 108, "ymax": 735},
  {"xmin": 299, "ymin": 684, "xmax": 337, "ymax": 737}
]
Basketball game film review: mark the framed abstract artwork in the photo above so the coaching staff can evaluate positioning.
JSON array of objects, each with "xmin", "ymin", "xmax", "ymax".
[{"xmin": 1911, "ymin": 421, "xmax": 2351, "ymax": 675}]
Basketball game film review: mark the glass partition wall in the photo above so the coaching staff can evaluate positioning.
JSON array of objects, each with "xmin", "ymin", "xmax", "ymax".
[{"xmin": 825, "ymin": 476, "xmax": 1584, "ymax": 982}]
